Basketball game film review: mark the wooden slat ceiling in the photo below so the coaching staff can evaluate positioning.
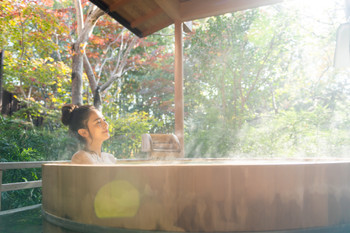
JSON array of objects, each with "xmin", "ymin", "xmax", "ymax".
[{"xmin": 89, "ymin": 0, "xmax": 283, "ymax": 37}]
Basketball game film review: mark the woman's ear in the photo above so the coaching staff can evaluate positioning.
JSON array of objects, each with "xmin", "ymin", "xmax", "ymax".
[{"xmin": 78, "ymin": 128, "xmax": 89, "ymax": 138}]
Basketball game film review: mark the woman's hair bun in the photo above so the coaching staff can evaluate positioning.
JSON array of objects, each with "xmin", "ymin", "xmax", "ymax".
[{"xmin": 61, "ymin": 104, "xmax": 79, "ymax": 126}]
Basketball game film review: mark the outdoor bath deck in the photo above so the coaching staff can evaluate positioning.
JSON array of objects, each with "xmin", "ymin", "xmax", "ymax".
[
  {"xmin": 0, "ymin": 206, "xmax": 42, "ymax": 233},
  {"xmin": 1, "ymin": 206, "xmax": 350, "ymax": 233}
]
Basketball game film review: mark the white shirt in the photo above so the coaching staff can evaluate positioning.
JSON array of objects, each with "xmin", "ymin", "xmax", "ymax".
[
  {"xmin": 71, "ymin": 150, "xmax": 117, "ymax": 164},
  {"xmin": 86, "ymin": 152, "xmax": 116, "ymax": 164}
]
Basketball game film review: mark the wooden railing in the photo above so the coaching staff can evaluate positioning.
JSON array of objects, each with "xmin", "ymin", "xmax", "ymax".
[{"xmin": 0, "ymin": 161, "xmax": 68, "ymax": 215}]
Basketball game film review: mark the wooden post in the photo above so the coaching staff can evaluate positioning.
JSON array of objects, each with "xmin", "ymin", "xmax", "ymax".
[
  {"xmin": 174, "ymin": 21, "xmax": 184, "ymax": 157},
  {"xmin": 0, "ymin": 50, "xmax": 3, "ymax": 113}
]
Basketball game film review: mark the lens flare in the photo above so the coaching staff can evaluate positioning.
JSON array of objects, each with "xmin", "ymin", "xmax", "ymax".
[{"xmin": 94, "ymin": 180, "xmax": 140, "ymax": 218}]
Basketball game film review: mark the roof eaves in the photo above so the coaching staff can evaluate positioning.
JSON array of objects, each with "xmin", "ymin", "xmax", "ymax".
[{"xmin": 89, "ymin": 0, "xmax": 144, "ymax": 38}]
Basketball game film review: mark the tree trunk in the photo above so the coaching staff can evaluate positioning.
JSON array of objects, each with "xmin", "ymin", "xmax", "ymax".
[
  {"xmin": 83, "ymin": 53, "xmax": 98, "ymax": 93},
  {"xmin": 93, "ymin": 86, "xmax": 102, "ymax": 111},
  {"xmin": 271, "ymin": 88, "xmax": 278, "ymax": 114},
  {"xmin": 72, "ymin": 2, "xmax": 138, "ymax": 109},
  {"xmin": 71, "ymin": 1, "xmax": 104, "ymax": 105},
  {"xmin": 71, "ymin": 45, "xmax": 84, "ymax": 105}
]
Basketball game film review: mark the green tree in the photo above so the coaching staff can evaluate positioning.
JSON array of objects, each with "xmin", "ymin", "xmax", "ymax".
[
  {"xmin": 0, "ymin": 0, "xmax": 71, "ymax": 115},
  {"xmin": 184, "ymin": 8, "xmax": 294, "ymax": 157},
  {"xmin": 184, "ymin": 0, "xmax": 349, "ymax": 158}
]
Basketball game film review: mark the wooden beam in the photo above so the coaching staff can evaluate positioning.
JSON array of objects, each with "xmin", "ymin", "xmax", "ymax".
[
  {"xmin": 0, "ymin": 161, "xmax": 68, "ymax": 170},
  {"xmin": 1, "ymin": 180, "xmax": 42, "ymax": 192},
  {"xmin": 0, "ymin": 204, "xmax": 41, "ymax": 216},
  {"xmin": 180, "ymin": 0, "xmax": 283, "ymax": 21},
  {"xmin": 142, "ymin": 18, "xmax": 173, "ymax": 37},
  {"xmin": 130, "ymin": 6, "xmax": 163, "ymax": 28},
  {"xmin": 154, "ymin": 0, "xmax": 181, "ymax": 20},
  {"xmin": 174, "ymin": 20, "xmax": 184, "ymax": 157},
  {"xmin": 109, "ymin": 0, "xmax": 129, "ymax": 12}
]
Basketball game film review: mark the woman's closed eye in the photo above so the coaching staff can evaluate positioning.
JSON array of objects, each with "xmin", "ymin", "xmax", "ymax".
[{"xmin": 96, "ymin": 119, "xmax": 107, "ymax": 126}]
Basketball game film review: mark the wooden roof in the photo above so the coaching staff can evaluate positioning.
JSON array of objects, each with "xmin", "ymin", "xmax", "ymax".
[{"xmin": 89, "ymin": 0, "xmax": 283, "ymax": 37}]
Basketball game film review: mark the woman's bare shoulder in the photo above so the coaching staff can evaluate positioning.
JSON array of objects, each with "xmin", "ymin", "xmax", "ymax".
[{"xmin": 71, "ymin": 150, "xmax": 94, "ymax": 164}]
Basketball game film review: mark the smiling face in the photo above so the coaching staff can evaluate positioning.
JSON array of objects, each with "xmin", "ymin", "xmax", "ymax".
[{"xmin": 78, "ymin": 109, "xmax": 110, "ymax": 144}]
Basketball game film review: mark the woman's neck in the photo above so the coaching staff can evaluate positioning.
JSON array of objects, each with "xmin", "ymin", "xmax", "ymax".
[{"xmin": 85, "ymin": 142, "xmax": 102, "ymax": 157}]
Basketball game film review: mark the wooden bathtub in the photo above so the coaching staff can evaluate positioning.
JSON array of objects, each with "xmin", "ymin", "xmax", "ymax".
[{"xmin": 42, "ymin": 159, "xmax": 350, "ymax": 232}]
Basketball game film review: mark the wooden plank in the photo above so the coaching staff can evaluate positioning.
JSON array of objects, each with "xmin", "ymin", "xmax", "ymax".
[
  {"xmin": 109, "ymin": 0, "xmax": 129, "ymax": 12},
  {"xmin": 141, "ymin": 134, "xmax": 152, "ymax": 152},
  {"xmin": 130, "ymin": 6, "xmax": 163, "ymax": 28},
  {"xmin": 2, "ymin": 180, "xmax": 42, "ymax": 192},
  {"xmin": 0, "ymin": 162, "xmax": 43, "ymax": 170},
  {"xmin": 0, "ymin": 204, "xmax": 41, "ymax": 216},
  {"xmin": 0, "ymin": 161, "xmax": 69, "ymax": 170},
  {"xmin": 154, "ymin": 0, "xmax": 180, "ymax": 20},
  {"xmin": 180, "ymin": 0, "xmax": 283, "ymax": 21},
  {"xmin": 141, "ymin": 18, "xmax": 173, "ymax": 37}
]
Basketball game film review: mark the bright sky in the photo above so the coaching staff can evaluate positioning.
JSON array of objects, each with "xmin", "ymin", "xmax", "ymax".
[{"xmin": 285, "ymin": 0, "xmax": 346, "ymax": 20}]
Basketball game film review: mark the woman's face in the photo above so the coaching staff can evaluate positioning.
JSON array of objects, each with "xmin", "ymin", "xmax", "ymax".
[{"xmin": 85, "ymin": 109, "xmax": 110, "ymax": 143}]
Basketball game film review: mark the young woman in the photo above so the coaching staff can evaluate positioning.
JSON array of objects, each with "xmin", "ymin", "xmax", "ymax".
[{"xmin": 61, "ymin": 104, "xmax": 117, "ymax": 164}]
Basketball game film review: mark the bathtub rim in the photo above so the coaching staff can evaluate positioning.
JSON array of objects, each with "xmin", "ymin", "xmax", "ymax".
[{"xmin": 41, "ymin": 157, "xmax": 350, "ymax": 167}]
